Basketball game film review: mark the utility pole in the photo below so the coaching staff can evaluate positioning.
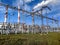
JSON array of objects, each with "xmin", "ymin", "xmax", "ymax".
[
  {"xmin": 46, "ymin": 11, "xmax": 49, "ymax": 34},
  {"xmin": 57, "ymin": 21, "xmax": 59, "ymax": 31},
  {"xmin": 52, "ymin": 16, "xmax": 54, "ymax": 32},
  {"xmin": 46, "ymin": 16, "xmax": 48, "ymax": 34},
  {"xmin": 32, "ymin": 13, "xmax": 35, "ymax": 33},
  {"xmin": 40, "ymin": 9, "xmax": 44, "ymax": 34},
  {"xmin": 22, "ymin": 0, "xmax": 25, "ymax": 33},
  {"xmin": 56, "ymin": 20, "xmax": 59, "ymax": 32}
]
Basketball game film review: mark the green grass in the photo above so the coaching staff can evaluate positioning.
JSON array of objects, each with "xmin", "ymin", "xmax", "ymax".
[{"xmin": 0, "ymin": 32, "xmax": 60, "ymax": 45}]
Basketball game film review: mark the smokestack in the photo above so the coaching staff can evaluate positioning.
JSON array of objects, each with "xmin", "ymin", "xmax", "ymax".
[
  {"xmin": 4, "ymin": 5, "xmax": 8, "ymax": 23},
  {"xmin": 18, "ymin": 4, "xmax": 20, "ymax": 24}
]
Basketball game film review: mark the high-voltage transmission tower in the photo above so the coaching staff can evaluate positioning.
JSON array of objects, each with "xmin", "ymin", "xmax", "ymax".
[
  {"xmin": 0, "ymin": 0, "xmax": 59, "ymax": 34},
  {"xmin": 26, "ymin": 10, "xmax": 35, "ymax": 33},
  {"xmin": 32, "ymin": 6, "xmax": 51, "ymax": 34}
]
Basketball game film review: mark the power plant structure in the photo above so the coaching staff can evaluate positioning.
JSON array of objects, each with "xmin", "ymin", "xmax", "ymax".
[{"xmin": 0, "ymin": 1, "xmax": 60, "ymax": 35}]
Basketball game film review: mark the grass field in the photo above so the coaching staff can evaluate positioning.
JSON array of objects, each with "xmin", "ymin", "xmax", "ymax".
[{"xmin": 0, "ymin": 32, "xmax": 60, "ymax": 45}]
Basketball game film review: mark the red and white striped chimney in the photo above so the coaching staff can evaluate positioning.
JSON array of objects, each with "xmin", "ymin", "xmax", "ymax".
[
  {"xmin": 18, "ymin": 4, "xmax": 20, "ymax": 24},
  {"xmin": 4, "ymin": 5, "xmax": 8, "ymax": 23}
]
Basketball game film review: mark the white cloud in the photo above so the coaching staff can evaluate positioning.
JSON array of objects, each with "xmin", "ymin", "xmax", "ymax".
[
  {"xmin": 12, "ymin": 0, "xmax": 34, "ymax": 6},
  {"xmin": 24, "ymin": 0, "xmax": 34, "ymax": 3},
  {"xmin": 24, "ymin": 4, "xmax": 31, "ymax": 11},
  {"xmin": 33, "ymin": 0, "xmax": 60, "ymax": 10},
  {"xmin": 33, "ymin": 1, "xmax": 45, "ymax": 10}
]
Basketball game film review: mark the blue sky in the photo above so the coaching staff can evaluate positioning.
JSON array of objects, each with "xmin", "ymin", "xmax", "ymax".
[{"xmin": 0, "ymin": 0, "xmax": 60, "ymax": 27}]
